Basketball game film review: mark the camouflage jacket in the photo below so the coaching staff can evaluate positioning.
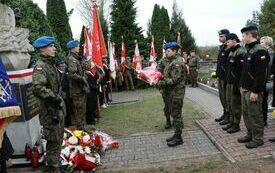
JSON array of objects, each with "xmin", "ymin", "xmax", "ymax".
[
  {"xmin": 157, "ymin": 54, "xmax": 186, "ymax": 99},
  {"xmin": 188, "ymin": 56, "xmax": 200, "ymax": 69},
  {"xmin": 67, "ymin": 53, "xmax": 89, "ymax": 97},
  {"xmin": 32, "ymin": 56, "xmax": 64, "ymax": 125},
  {"xmin": 157, "ymin": 57, "xmax": 170, "ymax": 73}
]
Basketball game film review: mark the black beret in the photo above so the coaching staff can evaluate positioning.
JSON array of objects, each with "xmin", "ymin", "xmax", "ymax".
[
  {"xmin": 56, "ymin": 59, "xmax": 65, "ymax": 65},
  {"xmin": 241, "ymin": 25, "xmax": 258, "ymax": 33},
  {"xmin": 218, "ymin": 29, "xmax": 230, "ymax": 35},
  {"xmin": 226, "ymin": 33, "xmax": 240, "ymax": 42}
]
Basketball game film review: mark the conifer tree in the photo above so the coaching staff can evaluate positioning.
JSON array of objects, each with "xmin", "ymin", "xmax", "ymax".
[
  {"xmin": 258, "ymin": 0, "xmax": 275, "ymax": 39},
  {"xmin": 110, "ymin": 0, "xmax": 147, "ymax": 57},
  {"xmin": 149, "ymin": 4, "xmax": 170, "ymax": 58},
  {"xmin": 169, "ymin": 1, "xmax": 196, "ymax": 53},
  {"xmin": 47, "ymin": 0, "xmax": 73, "ymax": 51}
]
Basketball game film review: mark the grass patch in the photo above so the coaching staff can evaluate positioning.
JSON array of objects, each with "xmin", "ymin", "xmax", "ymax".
[{"xmin": 95, "ymin": 94, "xmax": 204, "ymax": 137}]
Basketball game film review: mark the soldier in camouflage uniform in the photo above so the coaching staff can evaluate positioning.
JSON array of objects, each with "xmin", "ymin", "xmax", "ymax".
[
  {"xmin": 67, "ymin": 40, "xmax": 89, "ymax": 130},
  {"xmin": 157, "ymin": 55, "xmax": 172, "ymax": 129},
  {"xmin": 188, "ymin": 50, "xmax": 200, "ymax": 87},
  {"xmin": 223, "ymin": 33, "xmax": 245, "ymax": 133},
  {"xmin": 156, "ymin": 41, "xmax": 186, "ymax": 147},
  {"xmin": 238, "ymin": 26, "xmax": 270, "ymax": 149},
  {"xmin": 32, "ymin": 36, "xmax": 65, "ymax": 173},
  {"xmin": 124, "ymin": 57, "xmax": 135, "ymax": 90}
]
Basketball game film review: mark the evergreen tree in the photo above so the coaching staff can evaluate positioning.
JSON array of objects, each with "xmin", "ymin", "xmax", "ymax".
[
  {"xmin": 246, "ymin": 11, "xmax": 259, "ymax": 27},
  {"xmin": 258, "ymin": 0, "xmax": 275, "ymax": 39},
  {"xmin": 0, "ymin": 0, "xmax": 63, "ymax": 64},
  {"xmin": 149, "ymin": 4, "xmax": 170, "ymax": 58},
  {"xmin": 110, "ymin": 0, "xmax": 147, "ymax": 58},
  {"xmin": 79, "ymin": 25, "xmax": 85, "ymax": 57},
  {"xmin": 169, "ymin": 1, "xmax": 196, "ymax": 53},
  {"xmin": 47, "ymin": 0, "xmax": 73, "ymax": 51}
]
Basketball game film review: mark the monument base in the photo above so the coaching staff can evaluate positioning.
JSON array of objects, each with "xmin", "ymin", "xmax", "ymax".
[{"xmin": 6, "ymin": 115, "xmax": 42, "ymax": 155}]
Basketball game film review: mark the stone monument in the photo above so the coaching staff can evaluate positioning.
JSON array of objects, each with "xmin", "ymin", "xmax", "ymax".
[{"xmin": 0, "ymin": 4, "xmax": 41, "ymax": 161}]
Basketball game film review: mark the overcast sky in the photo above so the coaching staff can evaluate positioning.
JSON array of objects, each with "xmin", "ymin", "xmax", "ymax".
[{"xmin": 32, "ymin": 0, "xmax": 262, "ymax": 46}]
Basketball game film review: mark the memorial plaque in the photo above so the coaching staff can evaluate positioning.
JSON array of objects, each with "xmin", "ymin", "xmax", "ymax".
[{"xmin": 13, "ymin": 83, "xmax": 40, "ymax": 121}]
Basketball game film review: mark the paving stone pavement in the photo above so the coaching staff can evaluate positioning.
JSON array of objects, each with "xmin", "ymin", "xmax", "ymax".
[
  {"xmin": 100, "ymin": 129, "xmax": 220, "ymax": 169},
  {"xmin": 188, "ymin": 85, "xmax": 275, "ymax": 162},
  {"xmin": 185, "ymin": 86, "xmax": 223, "ymax": 119},
  {"xmin": 197, "ymin": 116, "xmax": 275, "ymax": 162}
]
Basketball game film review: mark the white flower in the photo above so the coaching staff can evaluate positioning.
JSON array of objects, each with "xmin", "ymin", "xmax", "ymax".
[{"xmin": 68, "ymin": 136, "xmax": 78, "ymax": 145}]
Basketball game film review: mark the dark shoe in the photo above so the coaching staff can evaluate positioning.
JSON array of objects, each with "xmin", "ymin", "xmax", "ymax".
[
  {"xmin": 167, "ymin": 136, "xmax": 183, "ymax": 147},
  {"xmin": 227, "ymin": 125, "xmax": 240, "ymax": 134},
  {"xmin": 268, "ymin": 137, "xmax": 275, "ymax": 142},
  {"xmin": 222, "ymin": 124, "xmax": 232, "ymax": 131},
  {"xmin": 245, "ymin": 141, "xmax": 264, "ymax": 149},
  {"xmin": 166, "ymin": 135, "xmax": 176, "ymax": 142},
  {"xmin": 237, "ymin": 136, "xmax": 252, "ymax": 143},
  {"xmin": 219, "ymin": 118, "xmax": 230, "ymax": 125},
  {"xmin": 215, "ymin": 114, "xmax": 225, "ymax": 122},
  {"xmin": 165, "ymin": 121, "xmax": 172, "ymax": 129}
]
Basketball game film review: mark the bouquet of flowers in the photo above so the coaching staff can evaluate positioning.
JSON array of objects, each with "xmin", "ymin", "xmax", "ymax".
[{"xmin": 60, "ymin": 128, "xmax": 118, "ymax": 172}]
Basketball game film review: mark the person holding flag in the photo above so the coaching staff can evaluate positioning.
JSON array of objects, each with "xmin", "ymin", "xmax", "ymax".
[{"xmin": 120, "ymin": 38, "xmax": 135, "ymax": 90}]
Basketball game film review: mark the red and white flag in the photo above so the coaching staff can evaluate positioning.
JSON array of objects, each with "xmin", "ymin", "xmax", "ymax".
[
  {"xmin": 91, "ymin": 3, "xmax": 107, "ymax": 68},
  {"xmin": 120, "ymin": 37, "xmax": 126, "ymax": 68},
  {"xmin": 83, "ymin": 27, "xmax": 93, "ymax": 59},
  {"xmin": 162, "ymin": 39, "xmax": 166, "ymax": 58},
  {"xmin": 133, "ymin": 40, "xmax": 142, "ymax": 72},
  {"xmin": 149, "ymin": 35, "xmax": 156, "ymax": 62}
]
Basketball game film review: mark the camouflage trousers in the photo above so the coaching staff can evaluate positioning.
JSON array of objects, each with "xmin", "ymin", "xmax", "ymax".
[
  {"xmin": 240, "ymin": 88, "xmax": 264, "ymax": 144},
  {"xmin": 189, "ymin": 69, "xmax": 198, "ymax": 86},
  {"xmin": 170, "ymin": 88, "xmax": 185, "ymax": 136},
  {"xmin": 43, "ymin": 118, "xmax": 64, "ymax": 172},
  {"xmin": 124, "ymin": 72, "xmax": 135, "ymax": 90},
  {"xmin": 71, "ymin": 94, "xmax": 87, "ymax": 129},
  {"xmin": 171, "ymin": 97, "xmax": 184, "ymax": 136},
  {"xmin": 161, "ymin": 90, "xmax": 171, "ymax": 120}
]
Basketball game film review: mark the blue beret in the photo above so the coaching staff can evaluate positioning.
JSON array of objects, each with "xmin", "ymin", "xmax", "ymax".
[
  {"xmin": 226, "ymin": 33, "xmax": 240, "ymax": 42},
  {"xmin": 241, "ymin": 25, "xmax": 258, "ymax": 33},
  {"xmin": 218, "ymin": 29, "xmax": 230, "ymax": 35},
  {"xmin": 66, "ymin": 40, "xmax": 79, "ymax": 49},
  {"xmin": 164, "ymin": 41, "xmax": 180, "ymax": 50},
  {"xmin": 33, "ymin": 36, "xmax": 55, "ymax": 48}
]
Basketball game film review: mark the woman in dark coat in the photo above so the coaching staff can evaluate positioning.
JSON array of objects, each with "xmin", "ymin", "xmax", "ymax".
[{"xmin": 0, "ymin": 132, "xmax": 14, "ymax": 173}]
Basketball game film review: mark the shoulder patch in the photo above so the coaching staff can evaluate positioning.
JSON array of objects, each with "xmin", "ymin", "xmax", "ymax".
[{"xmin": 35, "ymin": 63, "xmax": 44, "ymax": 71}]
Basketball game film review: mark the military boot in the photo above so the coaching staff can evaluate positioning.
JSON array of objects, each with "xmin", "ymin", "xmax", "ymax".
[
  {"xmin": 219, "ymin": 117, "xmax": 230, "ymax": 125},
  {"xmin": 165, "ymin": 119, "xmax": 172, "ymax": 129},
  {"xmin": 226, "ymin": 124, "xmax": 240, "ymax": 134},
  {"xmin": 237, "ymin": 135, "xmax": 252, "ymax": 143},
  {"xmin": 167, "ymin": 134, "xmax": 183, "ymax": 147},
  {"xmin": 222, "ymin": 123, "xmax": 232, "ymax": 131},
  {"xmin": 166, "ymin": 134, "xmax": 176, "ymax": 142},
  {"xmin": 245, "ymin": 141, "xmax": 264, "ymax": 149},
  {"xmin": 215, "ymin": 114, "xmax": 225, "ymax": 122}
]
